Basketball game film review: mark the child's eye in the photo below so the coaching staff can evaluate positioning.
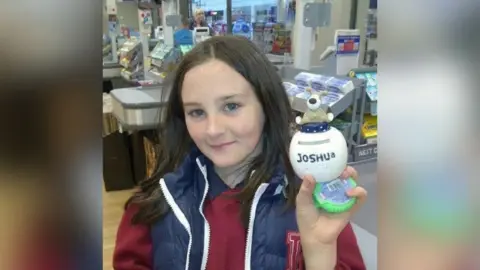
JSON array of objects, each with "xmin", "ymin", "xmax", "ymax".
[
  {"xmin": 187, "ymin": 109, "xmax": 205, "ymax": 118},
  {"xmin": 224, "ymin": 103, "xmax": 241, "ymax": 112}
]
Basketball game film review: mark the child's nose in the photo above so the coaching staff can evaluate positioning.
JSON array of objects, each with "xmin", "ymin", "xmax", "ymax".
[{"xmin": 206, "ymin": 115, "xmax": 225, "ymax": 137}]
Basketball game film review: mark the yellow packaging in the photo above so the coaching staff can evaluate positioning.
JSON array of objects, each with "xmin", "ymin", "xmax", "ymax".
[{"xmin": 361, "ymin": 114, "xmax": 377, "ymax": 138}]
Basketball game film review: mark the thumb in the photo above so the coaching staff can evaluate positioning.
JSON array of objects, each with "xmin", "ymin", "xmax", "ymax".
[{"xmin": 296, "ymin": 175, "xmax": 316, "ymax": 207}]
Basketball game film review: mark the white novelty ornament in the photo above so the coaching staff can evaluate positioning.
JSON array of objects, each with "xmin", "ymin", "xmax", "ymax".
[{"xmin": 289, "ymin": 92, "xmax": 357, "ymax": 212}]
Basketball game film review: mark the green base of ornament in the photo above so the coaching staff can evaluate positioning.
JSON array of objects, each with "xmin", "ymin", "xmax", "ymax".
[{"xmin": 313, "ymin": 177, "xmax": 357, "ymax": 213}]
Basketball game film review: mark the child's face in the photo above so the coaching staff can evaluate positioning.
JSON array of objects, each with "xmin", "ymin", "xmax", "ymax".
[{"xmin": 182, "ymin": 59, "xmax": 265, "ymax": 168}]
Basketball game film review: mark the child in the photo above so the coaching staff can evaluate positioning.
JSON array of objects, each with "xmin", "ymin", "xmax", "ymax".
[
  {"xmin": 174, "ymin": 17, "xmax": 194, "ymax": 46},
  {"xmin": 113, "ymin": 36, "xmax": 367, "ymax": 270}
]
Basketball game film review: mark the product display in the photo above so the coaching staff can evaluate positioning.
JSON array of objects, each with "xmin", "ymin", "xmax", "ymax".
[
  {"xmin": 148, "ymin": 42, "xmax": 192, "ymax": 82},
  {"xmin": 271, "ymin": 26, "xmax": 291, "ymax": 55},
  {"xmin": 349, "ymin": 68, "xmax": 377, "ymax": 114},
  {"xmin": 294, "ymin": 72, "xmax": 354, "ymax": 93},
  {"xmin": 283, "ymin": 70, "xmax": 370, "ymax": 163},
  {"xmin": 363, "ymin": 8, "xmax": 377, "ymax": 66},
  {"xmin": 361, "ymin": 114, "xmax": 377, "ymax": 144},
  {"xmin": 251, "ymin": 22, "xmax": 291, "ymax": 54},
  {"xmin": 119, "ymin": 38, "xmax": 144, "ymax": 81},
  {"xmin": 103, "ymin": 34, "xmax": 113, "ymax": 61},
  {"xmin": 148, "ymin": 42, "xmax": 179, "ymax": 81},
  {"xmin": 344, "ymin": 67, "xmax": 378, "ymax": 162},
  {"xmin": 283, "ymin": 72, "xmax": 354, "ymax": 128},
  {"xmin": 354, "ymin": 71, "xmax": 377, "ymax": 102},
  {"xmin": 103, "ymin": 93, "xmax": 119, "ymax": 137},
  {"xmin": 283, "ymin": 82, "xmax": 302, "ymax": 97},
  {"xmin": 287, "ymin": 72, "xmax": 354, "ymax": 108},
  {"xmin": 232, "ymin": 18, "xmax": 252, "ymax": 39},
  {"xmin": 213, "ymin": 21, "xmax": 228, "ymax": 36},
  {"xmin": 252, "ymin": 22, "xmax": 266, "ymax": 51},
  {"xmin": 150, "ymin": 43, "xmax": 174, "ymax": 64},
  {"xmin": 349, "ymin": 67, "xmax": 377, "ymax": 142},
  {"xmin": 289, "ymin": 95, "xmax": 356, "ymax": 213},
  {"xmin": 263, "ymin": 23, "xmax": 274, "ymax": 52}
]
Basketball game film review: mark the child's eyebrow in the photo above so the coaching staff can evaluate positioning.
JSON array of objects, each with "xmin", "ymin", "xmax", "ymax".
[
  {"xmin": 219, "ymin": 94, "xmax": 242, "ymax": 101},
  {"xmin": 183, "ymin": 94, "xmax": 245, "ymax": 107},
  {"xmin": 182, "ymin": 101, "xmax": 201, "ymax": 107}
]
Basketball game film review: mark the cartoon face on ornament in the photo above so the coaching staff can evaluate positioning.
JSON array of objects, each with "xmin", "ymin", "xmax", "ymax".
[{"xmin": 289, "ymin": 127, "xmax": 348, "ymax": 182}]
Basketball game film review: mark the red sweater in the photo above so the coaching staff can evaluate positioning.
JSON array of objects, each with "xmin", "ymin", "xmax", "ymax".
[{"xmin": 113, "ymin": 189, "xmax": 366, "ymax": 270}]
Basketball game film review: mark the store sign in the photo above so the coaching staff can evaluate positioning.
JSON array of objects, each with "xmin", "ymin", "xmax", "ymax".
[
  {"xmin": 336, "ymin": 35, "xmax": 360, "ymax": 55},
  {"xmin": 353, "ymin": 143, "xmax": 377, "ymax": 162}
]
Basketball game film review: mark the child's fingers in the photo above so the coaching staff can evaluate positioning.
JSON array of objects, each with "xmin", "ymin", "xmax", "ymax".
[{"xmin": 340, "ymin": 166, "xmax": 359, "ymax": 181}]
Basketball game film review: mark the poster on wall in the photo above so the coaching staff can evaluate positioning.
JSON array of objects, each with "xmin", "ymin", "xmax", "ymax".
[{"xmin": 336, "ymin": 35, "xmax": 360, "ymax": 55}]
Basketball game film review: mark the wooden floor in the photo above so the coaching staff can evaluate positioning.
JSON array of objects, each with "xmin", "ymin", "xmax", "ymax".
[{"xmin": 103, "ymin": 189, "xmax": 133, "ymax": 270}]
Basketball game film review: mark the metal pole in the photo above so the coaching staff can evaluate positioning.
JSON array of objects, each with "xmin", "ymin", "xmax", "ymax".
[
  {"xmin": 178, "ymin": 0, "xmax": 189, "ymax": 21},
  {"xmin": 162, "ymin": 0, "xmax": 177, "ymax": 46},
  {"xmin": 226, "ymin": 0, "xmax": 232, "ymax": 34},
  {"xmin": 292, "ymin": 0, "xmax": 315, "ymax": 70},
  {"xmin": 151, "ymin": 8, "xmax": 160, "ymax": 38},
  {"xmin": 188, "ymin": 0, "xmax": 192, "ymax": 18},
  {"xmin": 349, "ymin": 0, "xmax": 358, "ymax": 29}
]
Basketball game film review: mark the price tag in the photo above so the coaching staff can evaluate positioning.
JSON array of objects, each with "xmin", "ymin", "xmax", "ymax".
[{"xmin": 353, "ymin": 143, "xmax": 377, "ymax": 161}]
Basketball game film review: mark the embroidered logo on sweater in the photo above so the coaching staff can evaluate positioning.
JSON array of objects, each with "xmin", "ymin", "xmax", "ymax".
[{"xmin": 285, "ymin": 231, "xmax": 304, "ymax": 270}]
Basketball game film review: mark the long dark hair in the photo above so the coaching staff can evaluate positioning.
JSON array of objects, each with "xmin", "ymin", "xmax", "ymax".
[{"xmin": 127, "ymin": 36, "xmax": 298, "ymax": 227}]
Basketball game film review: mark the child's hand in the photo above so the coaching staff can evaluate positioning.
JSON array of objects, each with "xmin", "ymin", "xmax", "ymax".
[{"xmin": 295, "ymin": 166, "xmax": 367, "ymax": 246}]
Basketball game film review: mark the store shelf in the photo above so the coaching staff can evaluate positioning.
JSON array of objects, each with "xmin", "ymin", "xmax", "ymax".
[{"xmin": 289, "ymin": 77, "xmax": 365, "ymax": 117}]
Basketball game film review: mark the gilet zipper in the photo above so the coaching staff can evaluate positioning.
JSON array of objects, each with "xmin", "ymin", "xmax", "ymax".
[
  {"xmin": 196, "ymin": 158, "xmax": 211, "ymax": 270},
  {"xmin": 159, "ymin": 178, "xmax": 193, "ymax": 270},
  {"xmin": 244, "ymin": 183, "xmax": 270, "ymax": 270}
]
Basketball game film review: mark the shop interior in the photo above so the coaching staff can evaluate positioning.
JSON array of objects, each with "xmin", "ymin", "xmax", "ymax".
[{"xmin": 102, "ymin": 0, "xmax": 377, "ymax": 269}]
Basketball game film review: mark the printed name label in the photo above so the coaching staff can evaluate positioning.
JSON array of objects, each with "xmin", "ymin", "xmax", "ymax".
[{"xmin": 296, "ymin": 153, "xmax": 336, "ymax": 163}]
